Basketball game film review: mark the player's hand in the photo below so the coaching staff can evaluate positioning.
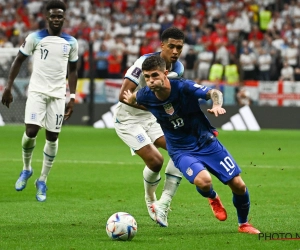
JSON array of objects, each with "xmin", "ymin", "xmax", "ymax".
[
  {"xmin": 123, "ymin": 90, "xmax": 134, "ymax": 104},
  {"xmin": 1, "ymin": 88, "xmax": 13, "ymax": 108},
  {"xmin": 207, "ymin": 106, "xmax": 226, "ymax": 117},
  {"xmin": 64, "ymin": 100, "xmax": 74, "ymax": 120}
]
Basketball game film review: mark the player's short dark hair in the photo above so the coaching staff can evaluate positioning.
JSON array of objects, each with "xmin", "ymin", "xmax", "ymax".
[
  {"xmin": 46, "ymin": 0, "xmax": 66, "ymax": 12},
  {"xmin": 161, "ymin": 27, "xmax": 185, "ymax": 42},
  {"xmin": 142, "ymin": 56, "xmax": 166, "ymax": 72}
]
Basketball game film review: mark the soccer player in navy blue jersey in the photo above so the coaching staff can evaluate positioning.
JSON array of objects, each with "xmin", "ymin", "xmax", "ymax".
[{"xmin": 123, "ymin": 55, "xmax": 260, "ymax": 234}]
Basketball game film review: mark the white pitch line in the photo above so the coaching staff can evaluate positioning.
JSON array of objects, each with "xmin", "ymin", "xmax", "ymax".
[{"xmin": 0, "ymin": 158, "xmax": 142, "ymax": 165}]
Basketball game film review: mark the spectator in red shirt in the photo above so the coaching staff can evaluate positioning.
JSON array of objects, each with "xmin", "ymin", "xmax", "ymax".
[
  {"xmin": 248, "ymin": 24, "xmax": 264, "ymax": 41},
  {"xmin": 173, "ymin": 9, "xmax": 188, "ymax": 30},
  {"xmin": 140, "ymin": 38, "xmax": 154, "ymax": 56},
  {"xmin": 107, "ymin": 48, "xmax": 123, "ymax": 79}
]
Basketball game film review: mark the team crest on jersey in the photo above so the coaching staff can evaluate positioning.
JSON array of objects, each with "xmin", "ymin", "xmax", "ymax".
[
  {"xmin": 62, "ymin": 44, "xmax": 69, "ymax": 55},
  {"xmin": 136, "ymin": 134, "xmax": 145, "ymax": 143},
  {"xmin": 131, "ymin": 67, "xmax": 142, "ymax": 78},
  {"xmin": 186, "ymin": 167, "xmax": 193, "ymax": 176},
  {"xmin": 163, "ymin": 103, "xmax": 174, "ymax": 115},
  {"xmin": 30, "ymin": 113, "xmax": 37, "ymax": 121}
]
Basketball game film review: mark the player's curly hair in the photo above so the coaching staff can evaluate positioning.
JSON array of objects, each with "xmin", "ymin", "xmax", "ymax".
[
  {"xmin": 46, "ymin": 0, "xmax": 66, "ymax": 12},
  {"xmin": 161, "ymin": 27, "xmax": 185, "ymax": 42},
  {"xmin": 142, "ymin": 56, "xmax": 166, "ymax": 72}
]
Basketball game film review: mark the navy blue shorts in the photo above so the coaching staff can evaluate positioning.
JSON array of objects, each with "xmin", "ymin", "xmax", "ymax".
[{"xmin": 172, "ymin": 139, "xmax": 241, "ymax": 184}]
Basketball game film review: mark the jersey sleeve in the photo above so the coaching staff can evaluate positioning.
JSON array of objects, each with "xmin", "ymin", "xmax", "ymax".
[
  {"xmin": 183, "ymin": 80, "xmax": 212, "ymax": 99},
  {"xmin": 171, "ymin": 60, "xmax": 184, "ymax": 77},
  {"xmin": 124, "ymin": 55, "xmax": 148, "ymax": 85},
  {"xmin": 69, "ymin": 37, "xmax": 79, "ymax": 62},
  {"xmin": 19, "ymin": 32, "xmax": 37, "ymax": 56}
]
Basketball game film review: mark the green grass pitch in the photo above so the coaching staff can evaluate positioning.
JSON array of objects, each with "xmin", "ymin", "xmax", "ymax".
[{"xmin": 0, "ymin": 125, "xmax": 299, "ymax": 250}]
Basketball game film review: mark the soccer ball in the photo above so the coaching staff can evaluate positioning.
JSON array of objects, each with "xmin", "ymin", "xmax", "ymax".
[{"xmin": 106, "ymin": 212, "xmax": 137, "ymax": 241}]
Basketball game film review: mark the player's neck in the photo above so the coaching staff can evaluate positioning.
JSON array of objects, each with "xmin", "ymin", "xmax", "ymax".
[{"xmin": 48, "ymin": 28, "xmax": 62, "ymax": 36}]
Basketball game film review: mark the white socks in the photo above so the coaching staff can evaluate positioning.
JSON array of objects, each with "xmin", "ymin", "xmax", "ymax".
[
  {"xmin": 160, "ymin": 159, "xmax": 182, "ymax": 207},
  {"xmin": 143, "ymin": 166, "xmax": 161, "ymax": 201},
  {"xmin": 22, "ymin": 132, "xmax": 36, "ymax": 171},
  {"xmin": 39, "ymin": 140, "xmax": 58, "ymax": 182}
]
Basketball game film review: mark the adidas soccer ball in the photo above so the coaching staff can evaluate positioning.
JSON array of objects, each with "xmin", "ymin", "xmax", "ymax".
[{"xmin": 106, "ymin": 212, "xmax": 137, "ymax": 241}]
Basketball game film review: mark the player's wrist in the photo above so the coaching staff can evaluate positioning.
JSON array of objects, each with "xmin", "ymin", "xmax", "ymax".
[{"xmin": 70, "ymin": 93, "xmax": 76, "ymax": 99}]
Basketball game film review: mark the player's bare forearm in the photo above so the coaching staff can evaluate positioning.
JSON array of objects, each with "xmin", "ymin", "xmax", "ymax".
[
  {"xmin": 68, "ymin": 62, "xmax": 78, "ymax": 94},
  {"xmin": 209, "ymin": 89, "xmax": 223, "ymax": 106},
  {"xmin": 206, "ymin": 89, "xmax": 226, "ymax": 117}
]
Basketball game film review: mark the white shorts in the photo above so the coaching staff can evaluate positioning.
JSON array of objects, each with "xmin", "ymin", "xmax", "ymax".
[
  {"xmin": 25, "ymin": 91, "xmax": 65, "ymax": 132},
  {"xmin": 114, "ymin": 119, "xmax": 164, "ymax": 155}
]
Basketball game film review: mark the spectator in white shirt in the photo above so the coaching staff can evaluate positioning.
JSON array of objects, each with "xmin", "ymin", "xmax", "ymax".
[
  {"xmin": 281, "ymin": 41, "xmax": 299, "ymax": 68},
  {"xmin": 280, "ymin": 61, "xmax": 294, "ymax": 81},
  {"xmin": 239, "ymin": 47, "xmax": 257, "ymax": 80},
  {"xmin": 196, "ymin": 44, "xmax": 214, "ymax": 81},
  {"xmin": 257, "ymin": 48, "xmax": 272, "ymax": 81}
]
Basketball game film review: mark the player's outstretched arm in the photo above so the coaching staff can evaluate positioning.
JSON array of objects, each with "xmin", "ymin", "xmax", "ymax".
[
  {"xmin": 1, "ymin": 52, "xmax": 27, "ymax": 108},
  {"xmin": 206, "ymin": 89, "xmax": 226, "ymax": 117}
]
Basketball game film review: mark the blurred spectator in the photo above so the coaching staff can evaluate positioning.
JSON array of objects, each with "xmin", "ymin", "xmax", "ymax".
[
  {"xmin": 215, "ymin": 40, "xmax": 229, "ymax": 66},
  {"xmin": 292, "ymin": 0, "xmax": 300, "ymax": 23},
  {"xmin": 248, "ymin": 24, "xmax": 264, "ymax": 41},
  {"xmin": 125, "ymin": 37, "xmax": 140, "ymax": 69},
  {"xmin": 0, "ymin": 34, "xmax": 13, "ymax": 48},
  {"xmin": 257, "ymin": 48, "xmax": 272, "ymax": 81},
  {"xmin": 185, "ymin": 26, "xmax": 200, "ymax": 45},
  {"xmin": 139, "ymin": 38, "xmax": 154, "ymax": 56},
  {"xmin": 267, "ymin": 11, "xmax": 284, "ymax": 33},
  {"xmin": 184, "ymin": 46, "xmax": 197, "ymax": 80},
  {"xmin": 196, "ymin": 44, "xmax": 214, "ymax": 81},
  {"xmin": 280, "ymin": 60, "xmax": 294, "ymax": 81},
  {"xmin": 226, "ymin": 14, "xmax": 241, "ymax": 43},
  {"xmin": 26, "ymin": 0, "xmax": 43, "ymax": 16},
  {"xmin": 224, "ymin": 57, "xmax": 240, "ymax": 85},
  {"xmin": 281, "ymin": 41, "xmax": 299, "ymax": 68},
  {"xmin": 82, "ymin": 48, "xmax": 95, "ymax": 78},
  {"xmin": 239, "ymin": 47, "xmax": 257, "ymax": 81},
  {"xmin": 95, "ymin": 44, "xmax": 109, "ymax": 79},
  {"xmin": 86, "ymin": 7, "xmax": 102, "ymax": 28},
  {"xmin": 259, "ymin": 6, "xmax": 272, "ymax": 32},
  {"xmin": 173, "ymin": 9, "xmax": 188, "ymax": 30},
  {"xmin": 107, "ymin": 48, "xmax": 123, "ymax": 79},
  {"xmin": 209, "ymin": 59, "xmax": 224, "ymax": 85},
  {"xmin": 206, "ymin": 2, "xmax": 222, "ymax": 24}
]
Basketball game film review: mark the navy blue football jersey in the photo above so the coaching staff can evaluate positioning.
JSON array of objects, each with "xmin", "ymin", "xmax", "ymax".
[{"xmin": 136, "ymin": 78, "xmax": 218, "ymax": 154}]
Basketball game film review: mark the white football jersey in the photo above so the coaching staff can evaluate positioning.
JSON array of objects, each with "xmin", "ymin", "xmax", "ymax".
[
  {"xmin": 114, "ymin": 52, "xmax": 184, "ymax": 123},
  {"xmin": 20, "ymin": 29, "xmax": 78, "ymax": 98}
]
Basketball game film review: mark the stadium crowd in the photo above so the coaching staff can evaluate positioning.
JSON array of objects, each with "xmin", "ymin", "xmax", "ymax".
[{"xmin": 0, "ymin": 0, "xmax": 298, "ymax": 86}]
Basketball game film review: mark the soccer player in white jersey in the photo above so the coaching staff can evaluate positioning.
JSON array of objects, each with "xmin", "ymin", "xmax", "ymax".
[
  {"xmin": 1, "ymin": 0, "xmax": 78, "ymax": 202},
  {"xmin": 113, "ymin": 27, "xmax": 185, "ymax": 227}
]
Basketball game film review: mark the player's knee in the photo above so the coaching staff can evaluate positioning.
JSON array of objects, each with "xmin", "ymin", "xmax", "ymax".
[
  {"xmin": 229, "ymin": 176, "xmax": 246, "ymax": 194},
  {"xmin": 46, "ymin": 131, "xmax": 59, "ymax": 142},
  {"xmin": 25, "ymin": 129, "xmax": 38, "ymax": 138},
  {"xmin": 146, "ymin": 155, "xmax": 164, "ymax": 172},
  {"xmin": 194, "ymin": 170, "xmax": 212, "ymax": 190}
]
